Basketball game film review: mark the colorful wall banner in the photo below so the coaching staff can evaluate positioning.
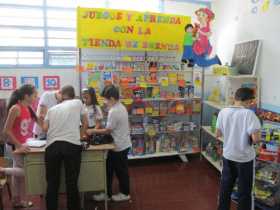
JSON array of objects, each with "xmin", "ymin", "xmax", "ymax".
[{"xmin": 77, "ymin": 7, "xmax": 191, "ymax": 51}]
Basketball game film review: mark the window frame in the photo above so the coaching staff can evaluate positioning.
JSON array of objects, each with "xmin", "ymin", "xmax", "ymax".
[
  {"xmin": 0, "ymin": 0, "xmax": 210, "ymax": 69},
  {"xmin": 0, "ymin": 1, "xmax": 77, "ymax": 69}
]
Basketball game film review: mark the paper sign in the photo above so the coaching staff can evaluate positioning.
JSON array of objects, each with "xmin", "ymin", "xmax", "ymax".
[
  {"xmin": 0, "ymin": 76, "xmax": 16, "ymax": 90},
  {"xmin": 77, "ymin": 7, "xmax": 191, "ymax": 51},
  {"xmin": 43, "ymin": 76, "xmax": 60, "ymax": 90},
  {"xmin": 21, "ymin": 76, "xmax": 39, "ymax": 88}
]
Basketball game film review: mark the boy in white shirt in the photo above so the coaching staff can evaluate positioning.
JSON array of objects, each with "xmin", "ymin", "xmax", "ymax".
[
  {"xmin": 43, "ymin": 85, "xmax": 88, "ymax": 210},
  {"xmin": 33, "ymin": 90, "xmax": 62, "ymax": 139},
  {"xmin": 216, "ymin": 88, "xmax": 261, "ymax": 210},
  {"xmin": 87, "ymin": 85, "xmax": 132, "ymax": 202}
]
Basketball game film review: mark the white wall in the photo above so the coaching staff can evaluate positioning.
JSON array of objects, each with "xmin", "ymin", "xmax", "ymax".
[
  {"xmin": 163, "ymin": 0, "xmax": 206, "ymax": 20},
  {"xmin": 212, "ymin": 0, "xmax": 280, "ymax": 113},
  {"xmin": 0, "ymin": 68, "xmax": 79, "ymax": 100}
]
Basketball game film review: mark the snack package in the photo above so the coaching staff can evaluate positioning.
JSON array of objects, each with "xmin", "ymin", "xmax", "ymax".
[
  {"xmin": 185, "ymin": 102, "xmax": 193, "ymax": 115},
  {"xmin": 160, "ymin": 134, "xmax": 171, "ymax": 153},
  {"xmin": 168, "ymin": 101, "xmax": 177, "ymax": 114},
  {"xmin": 151, "ymin": 101, "xmax": 160, "ymax": 117},
  {"xmin": 145, "ymin": 135, "xmax": 157, "ymax": 154},
  {"xmin": 176, "ymin": 101, "xmax": 185, "ymax": 115},
  {"xmin": 160, "ymin": 101, "xmax": 168, "ymax": 116}
]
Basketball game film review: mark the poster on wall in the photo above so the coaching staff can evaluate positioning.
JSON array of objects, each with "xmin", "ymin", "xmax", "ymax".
[
  {"xmin": 0, "ymin": 76, "xmax": 16, "ymax": 90},
  {"xmin": 231, "ymin": 40, "xmax": 261, "ymax": 75},
  {"xmin": 43, "ymin": 76, "xmax": 60, "ymax": 90},
  {"xmin": 21, "ymin": 76, "xmax": 39, "ymax": 88},
  {"xmin": 77, "ymin": 7, "xmax": 191, "ymax": 51}
]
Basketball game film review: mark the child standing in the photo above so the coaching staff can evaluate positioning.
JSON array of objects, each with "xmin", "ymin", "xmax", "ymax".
[
  {"xmin": 81, "ymin": 87, "xmax": 103, "ymax": 129},
  {"xmin": 43, "ymin": 85, "xmax": 88, "ymax": 210},
  {"xmin": 216, "ymin": 88, "xmax": 261, "ymax": 210},
  {"xmin": 3, "ymin": 84, "xmax": 40, "ymax": 208},
  {"xmin": 87, "ymin": 85, "xmax": 131, "ymax": 202},
  {"xmin": 33, "ymin": 90, "xmax": 62, "ymax": 139}
]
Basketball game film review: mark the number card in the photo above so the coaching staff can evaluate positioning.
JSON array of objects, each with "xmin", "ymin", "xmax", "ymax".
[
  {"xmin": 21, "ymin": 76, "xmax": 39, "ymax": 88},
  {"xmin": 0, "ymin": 76, "xmax": 16, "ymax": 90},
  {"xmin": 43, "ymin": 76, "xmax": 60, "ymax": 90}
]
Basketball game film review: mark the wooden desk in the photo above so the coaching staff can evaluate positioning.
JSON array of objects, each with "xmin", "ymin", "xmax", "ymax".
[{"xmin": 24, "ymin": 144, "xmax": 115, "ymax": 210}]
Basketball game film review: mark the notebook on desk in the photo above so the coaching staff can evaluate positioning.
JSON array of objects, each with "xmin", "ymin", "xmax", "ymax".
[{"xmin": 26, "ymin": 138, "xmax": 46, "ymax": 148}]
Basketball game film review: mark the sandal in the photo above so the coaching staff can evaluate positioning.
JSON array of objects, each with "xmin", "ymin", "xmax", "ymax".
[{"xmin": 13, "ymin": 201, "xmax": 33, "ymax": 209}]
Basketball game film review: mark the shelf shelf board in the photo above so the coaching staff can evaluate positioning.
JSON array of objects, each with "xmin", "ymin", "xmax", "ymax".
[
  {"xmin": 122, "ymin": 97, "xmax": 201, "ymax": 102},
  {"xmin": 85, "ymin": 69, "xmax": 193, "ymax": 73},
  {"xmin": 226, "ymin": 75, "xmax": 258, "ymax": 79},
  {"xmin": 204, "ymin": 100, "xmax": 226, "ymax": 110},
  {"xmin": 131, "ymin": 130, "xmax": 197, "ymax": 135},
  {"xmin": 205, "ymin": 74, "xmax": 258, "ymax": 79},
  {"xmin": 129, "ymin": 149, "xmax": 200, "ymax": 160},
  {"xmin": 202, "ymin": 126, "xmax": 223, "ymax": 143},
  {"xmin": 201, "ymin": 151, "xmax": 222, "ymax": 172}
]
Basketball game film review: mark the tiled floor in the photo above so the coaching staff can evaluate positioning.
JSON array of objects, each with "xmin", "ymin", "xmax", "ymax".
[{"xmin": 2, "ymin": 155, "xmax": 237, "ymax": 210}]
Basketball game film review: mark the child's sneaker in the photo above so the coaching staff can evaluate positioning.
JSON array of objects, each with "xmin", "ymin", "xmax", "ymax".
[
  {"xmin": 92, "ymin": 193, "xmax": 111, "ymax": 202},
  {"xmin": 112, "ymin": 193, "xmax": 131, "ymax": 202}
]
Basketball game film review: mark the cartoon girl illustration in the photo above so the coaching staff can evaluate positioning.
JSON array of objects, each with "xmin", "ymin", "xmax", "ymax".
[
  {"xmin": 181, "ymin": 8, "xmax": 221, "ymax": 67},
  {"xmin": 193, "ymin": 8, "xmax": 215, "ymax": 56}
]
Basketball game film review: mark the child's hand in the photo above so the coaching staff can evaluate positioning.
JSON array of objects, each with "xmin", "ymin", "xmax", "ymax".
[
  {"xmin": 14, "ymin": 145, "xmax": 30, "ymax": 154},
  {"xmin": 86, "ymin": 129, "xmax": 94, "ymax": 136}
]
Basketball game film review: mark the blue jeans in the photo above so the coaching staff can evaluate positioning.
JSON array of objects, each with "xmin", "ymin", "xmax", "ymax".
[{"xmin": 218, "ymin": 157, "xmax": 254, "ymax": 210}]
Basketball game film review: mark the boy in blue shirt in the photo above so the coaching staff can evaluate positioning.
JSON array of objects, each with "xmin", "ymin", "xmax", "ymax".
[{"xmin": 216, "ymin": 87, "xmax": 261, "ymax": 210}]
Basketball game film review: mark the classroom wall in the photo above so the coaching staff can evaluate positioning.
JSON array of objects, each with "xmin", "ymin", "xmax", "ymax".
[
  {"xmin": 211, "ymin": 0, "xmax": 280, "ymax": 113},
  {"xmin": 162, "ymin": 0, "xmax": 207, "ymax": 20},
  {"xmin": 0, "ymin": 68, "xmax": 79, "ymax": 100}
]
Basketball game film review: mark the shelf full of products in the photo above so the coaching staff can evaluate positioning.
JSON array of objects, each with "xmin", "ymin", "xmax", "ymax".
[{"xmin": 79, "ymin": 50, "xmax": 202, "ymax": 161}]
